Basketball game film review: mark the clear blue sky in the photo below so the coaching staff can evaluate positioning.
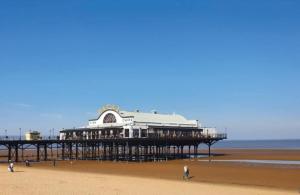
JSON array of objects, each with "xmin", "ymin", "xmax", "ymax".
[{"xmin": 0, "ymin": 0, "xmax": 299, "ymax": 139}]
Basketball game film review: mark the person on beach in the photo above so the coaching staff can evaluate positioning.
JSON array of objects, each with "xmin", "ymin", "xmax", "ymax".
[
  {"xmin": 25, "ymin": 160, "xmax": 30, "ymax": 167},
  {"xmin": 8, "ymin": 160, "xmax": 14, "ymax": 172},
  {"xmin": 53, "ymin": 159, "xmax": 56, "ymax": 167},
  {"xmin": 183, "ymin": 165, "xmax": 189, "ymax": 180}
]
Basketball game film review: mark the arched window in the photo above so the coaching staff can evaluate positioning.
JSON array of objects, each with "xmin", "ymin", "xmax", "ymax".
[{"xmin": 103, "ymin": 113, "xmax": 117, "ymax": 123}]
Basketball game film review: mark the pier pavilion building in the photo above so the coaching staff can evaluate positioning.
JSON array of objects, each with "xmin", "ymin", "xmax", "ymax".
[{"xmin": 60, "ymin": 105, "xmax": 217, "ymax": 140}]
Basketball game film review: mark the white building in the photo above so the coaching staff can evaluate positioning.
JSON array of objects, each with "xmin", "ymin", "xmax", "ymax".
[{"xmin": 60, "ymin": 105, "xmax": 217, "ymax": 140}]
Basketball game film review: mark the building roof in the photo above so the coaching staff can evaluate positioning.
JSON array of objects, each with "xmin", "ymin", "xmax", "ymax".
[{"xmin": 118, "ymin": 110, "xmax": 197, "ymax": 126}]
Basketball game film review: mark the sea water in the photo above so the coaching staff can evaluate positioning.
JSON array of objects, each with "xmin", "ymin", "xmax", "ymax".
[
  {"xmin": 198, "ymin": 159, "xmax": 300, "ymax": 165},
  {"xmin": 206, "ymin": 139, "xmax": 300, "ymax": 149}
]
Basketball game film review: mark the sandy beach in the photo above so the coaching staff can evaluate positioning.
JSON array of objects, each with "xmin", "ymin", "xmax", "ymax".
[{"xmin": 0, "ymin": 164, "xmax": 297, "ymax": 195}]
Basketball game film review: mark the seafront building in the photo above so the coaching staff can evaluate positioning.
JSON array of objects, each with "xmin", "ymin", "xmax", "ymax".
[
  {"xmin": 25, "ymin": 131, "xmax": 41, "ymax": 141},
  {"xmin": 59, "ymin": 105, "xmax": 217, "ymax": 140}
]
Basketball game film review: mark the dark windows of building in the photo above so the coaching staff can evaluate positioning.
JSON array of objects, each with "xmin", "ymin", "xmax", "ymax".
[
  {"xmin": 103, "ymin": 113, "xmax": 117, "ymax": 123},
  {"xmin": 141, "ymin": 129, "xmax": 147, "ymax": 137},
  {"xmin": 133, "ymin": 129, "xmax": 139, "ymax": 138},
  {"xmin": 124, "ymin": 129, "xmax": 129, "ymax": 137}
]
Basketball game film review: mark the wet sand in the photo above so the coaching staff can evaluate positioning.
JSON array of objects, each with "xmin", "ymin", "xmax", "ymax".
[
  {"xmin": 210, "ymin": 149, "xmax": 300, "ymax": 160},
  {"xmin": 1, "ymin": 149, "xmax": 300, "ymax": 194},
  {"xmin": 9, "ymin": 149, "xmax": 300, "ymax": 191}
]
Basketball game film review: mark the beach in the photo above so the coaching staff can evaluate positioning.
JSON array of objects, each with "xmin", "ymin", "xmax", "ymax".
[
  {"xmin": 1, "ymin": 149, "xmax": 300, "ymax": 194},
  {"xmin": 0, "ymin": 164, "xmax": 296, "ymax": 195}
]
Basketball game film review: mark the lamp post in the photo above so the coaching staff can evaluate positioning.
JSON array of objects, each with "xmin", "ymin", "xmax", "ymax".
[
  {"xmin": 19, "ymin": 128, "xmax": 22, "ymax": 140},
  {"xmin": 5, "ymin": 129, "xmax": 7, "ymax": 139}
]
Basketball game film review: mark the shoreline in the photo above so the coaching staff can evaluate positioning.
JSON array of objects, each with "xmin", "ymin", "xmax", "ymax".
[
  {"xmin": 5, "ymin": 148, "xmax": 299, "ymax": 191},
  {"xmin": 1, "ymin": 149, "xmax": 300, "ymax": 192}
]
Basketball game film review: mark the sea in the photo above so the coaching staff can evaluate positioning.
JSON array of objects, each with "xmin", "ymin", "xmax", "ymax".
[
  {"xmin": 1, "ymin": 139, "xmax": 300, "ymax": 150},
  {"xmin": 205, "ymin": 139, "xmax": 300, "ymax": 150}
]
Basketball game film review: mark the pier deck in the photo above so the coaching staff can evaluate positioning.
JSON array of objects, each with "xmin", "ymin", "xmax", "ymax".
[{"xmin": 0, "ymin": 134, "xmax": 226, "ymax": 163}]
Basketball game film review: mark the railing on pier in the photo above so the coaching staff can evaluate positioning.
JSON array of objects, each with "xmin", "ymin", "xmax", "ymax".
[
  {"xmin": 0, "ymin": 133, "xmax": 227, "ymax": 141},
  {"xmin": 0, "ymin": 136, "xmax": 59, "ymax": 141}
]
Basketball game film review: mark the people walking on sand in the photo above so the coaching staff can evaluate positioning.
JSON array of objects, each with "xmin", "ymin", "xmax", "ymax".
[
  {"xmin": 8, "ymin": 160, "xmax": 14, "ymax": 172},
  {"xmin": 25, "ymin": 160, "xmax": 30, "ymax": 167},
  {"xmin": 53, "ymin": 159, "xmax": 56, "ymax": 167},
  {"xmin": 183, "ymin": 165, "xmax": 189, "ymax": 180}
]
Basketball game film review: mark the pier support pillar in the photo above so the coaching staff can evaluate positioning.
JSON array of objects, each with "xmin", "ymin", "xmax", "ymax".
[
  {"xmin": 62, "ymin": 143, "xmax": 65, "ymax": 160},
  {"xmin": 75, "ymin": 143, "xmax": 78, "ymax": 160},
  {"xmin": 173, "ymin": 146, "xmax": 176, "ymax": 159},
  {"xmin": 103, "ymin": 145, "xmax": 107, "ymax": 160},
  {"xmin": 69, "ymin": 143, "xmax": 72, "ymax": 160},
  {"xmin": 180, "ymin": 145, "xmax": 184, "ymax": 159},
  {"xmin": 8, "ymin": 145, "xmax": 11, "ymax": 162},
  {"xmin": 129, "ymin": 146, "xmax": 132, "ymax": 161},
  {"xmin": 44, "ymin": 144, "xmax": 47, "ymax": 161},
  {"xmin": 37, "ymin": 144, "xmax": 40, "ymax": 162},
  {"xmin": 194, "ymin": 145, "xmax": 198, "ymax": 159},
  {"xmin": 15, "ymin": 144, "xmax": 18, "ymax": 162}
]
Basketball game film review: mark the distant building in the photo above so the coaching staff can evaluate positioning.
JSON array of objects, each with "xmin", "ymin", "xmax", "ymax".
[
  {"xmin": 25, "ymin": 131, "xmax": 41, "ymax": 140},
  {"xmin": 60, "ymin": 105, "xmax": 218, "ymax": 140}
]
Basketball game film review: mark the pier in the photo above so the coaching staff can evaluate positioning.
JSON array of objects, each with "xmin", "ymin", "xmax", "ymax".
[{"xmin": 0, "ymin": 134, "xmax": 226, "ymax": 163}]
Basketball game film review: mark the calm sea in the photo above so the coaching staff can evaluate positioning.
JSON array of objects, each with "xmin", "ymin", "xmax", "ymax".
[
  {"xmin": 207, "ymin": 139, "xmax": 300, "ymax": 149},
  {"xmin": 1, "ymin": 139, "xmax": 300, "ymax": 150}
]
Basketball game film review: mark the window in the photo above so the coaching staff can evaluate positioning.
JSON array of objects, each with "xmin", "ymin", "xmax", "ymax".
[
  {"xmin": 133, "ymin": 129, "xmax": 139, "ymax": 138},
  {"xmin": 141, "ymin": 129, "xmax": 147, "ymax": 137},
  {"xmin": 125, "ymin": 129, "xmax": 129, "ymax": 137},
  {"xmin": 103, "ymin": 113, "xmax": 117, "ymax": 123}
]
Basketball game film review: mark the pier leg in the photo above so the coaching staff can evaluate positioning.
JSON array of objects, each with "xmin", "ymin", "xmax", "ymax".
[
  {"xmin": 69, "ymin": 143, "xmax": 72, "ymax": 160},
  {"xmin": 50, "ymin": 144, "xmax": 53, "ymax": 160},
  {"xmin": 129, "ymin": 146, "xmax": 132, "ymax": 161},
  {"xmin": 110, "ymin": 144, "xmax": 113, "ymax": 161},
  {"xmin": 116, "ymin": 144, "xmax": 119, "ymax": 161},
  {"xmin": 123, "ymin": 145, "xmax": 126, "ymax": 161},
  {"xmin": 56, "ymin": 143, "xmax": 59, "ymax": 159},
  {"xmin": 164, "ymin": 146, "xmax": 168, "ymax": 161},
  {"xmin": 97, "ymin": 143, "xmax": 100, "ymax": 159},
  {"xmin": 75, "ymin": 143, "xmax": 78, "ymax": 160},
  {"xmin": 82, "ymin": 142, "xmax": 84, "ymax": 160},
  {"xmin": 145, "ymin": 146, "xmax": 148, "ymax": 161},
  {"xmin": 167, "ymin": 146, "xmax": 170, "ymax": 160},
  {"xmin": 62, "ymin": 143, "xmax": 65, "ymax": 160},
  {"xmin": 44, "ymin": 144, "xmax": 47, "ymax": 161},
  {"xmin": 37, "ymin": 144, "xmax": 40, "ymax": 162},
  {"xmin": 173, "ymin": 146, "xmax": 176, "ymax": 159},
  {"xmin": 15, "ymin": 144, "xmax": 18, "ymax": 162},
  {"xmin": 180, "ymin": 145, "xmax": 183, "ymax": 159},
  {"xmin": 8, "ymin": 145, "xmax": 11, "ymax": 162},
  {"xmin": 21, "ymin": 144, "xmax": 24, "ymax": 161},
  {"xmin": 103, "ymin": 145, "xmax": 107, "ymax": 160}
]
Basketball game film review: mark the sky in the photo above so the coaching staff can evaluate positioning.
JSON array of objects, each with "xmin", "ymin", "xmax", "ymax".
[{"xmin": 0, "ymin": 0, "xmax": 299, "ymax": 139}]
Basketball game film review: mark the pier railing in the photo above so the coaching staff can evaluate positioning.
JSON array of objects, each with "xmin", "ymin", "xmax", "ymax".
[
  {"xmin": 0, "ymin": 133, "xmax": 226, "ymax": 141},
  {"xmin": 0, "ymin": 136, "xmax": 59, "ymax": 141}
]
